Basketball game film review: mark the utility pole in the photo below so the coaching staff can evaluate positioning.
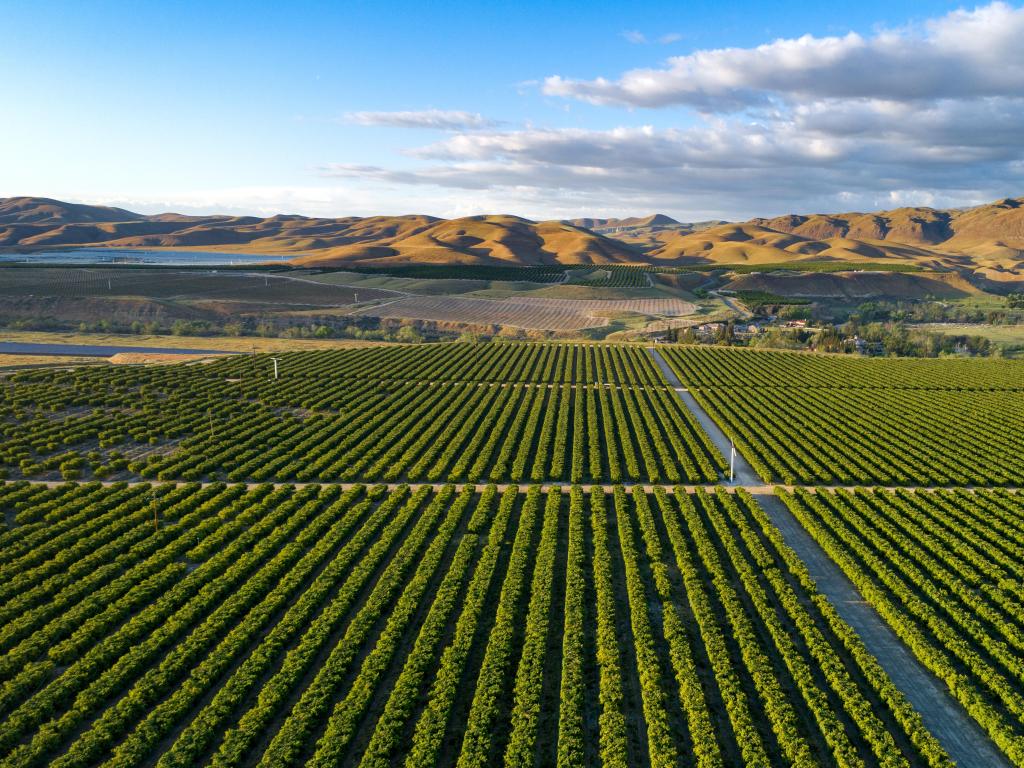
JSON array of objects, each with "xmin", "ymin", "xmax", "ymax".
[
  {"xmin": 270, "ymin": 357, "xmax": 279, "ymax": 380},
  {"xmin": 730, "ymin": 441, "xmax": 736, "ymax": 483},
  {"xmin": 151, "ymin": 491, "xmax": 158, "ymax": 532}
]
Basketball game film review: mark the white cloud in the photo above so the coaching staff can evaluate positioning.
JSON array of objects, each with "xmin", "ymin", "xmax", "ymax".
[
  {"xmin": 343, "ymin": 109, "xmax": 498, "ymax": 131},
  {"xmin": 544, "ymin": 2, "xmax": 1024, "ymax": 109},
  {"xmin": 319, "ymin": 96, "xmax": 1024, "ymax": 219},
  {"xmin": 186, "ymin": 2, "xmax": 1024, "ymax": 221},
  {"xmin": 622, "ymin": 30, "xmax": 682, "ymax": 46}
]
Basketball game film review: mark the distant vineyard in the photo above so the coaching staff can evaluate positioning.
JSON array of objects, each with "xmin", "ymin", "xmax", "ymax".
[
  {"xmin": 568, "ymin": 265, "xmax": 652, "ymax": 287},
  {"xmin": 344, "ymin": 264, "xmax": 567, "ymax": 282},
  {"xmin": 0, "ymin": 481, "xmax": 951, "ymax": 767},
  {"xmin": 353, "ymin": 295, "xmax": 696, "ymax": 330},
  {"xmin": 0, "ymin": 344, "xmax": 725, "ymax": 483},
  {"xmin": 660, "ymin": 346, "xmax": 1024, "ymax": 485},
  {"xmin": 779, "ymin": 487, "xmax": 1024, "ymax": 765}
]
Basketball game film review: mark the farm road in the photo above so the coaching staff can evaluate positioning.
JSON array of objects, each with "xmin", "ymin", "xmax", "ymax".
[
  {"xmin": 755, "ymin": 491, "xmax": 1010, "ymax": 768},
  {"xmin": 646, "ymin": 346, "xmax": 1010, "ymax": 767},
  {"xmin": 646, "ymin": 347, "xmax": 760, "ymax": 484}
]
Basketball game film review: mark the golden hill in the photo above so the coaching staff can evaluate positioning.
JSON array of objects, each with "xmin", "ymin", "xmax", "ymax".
[
  {"xmin": 0, "ymin": 197, "xmax": 144, "ymax": 225},
  {"xmin": 616, "ymin": 199, "xmax": 1024, "ymax": 287},
  {"xmin": 0, "ymin": 199, "xmax": 637, "ymax": 267},
  {"xmin": 3, "ymin": 196, "xmax": 1024, "ymax": 284},
  {"xmin": 292, "ymin": 216, "xmax": 639, "ymax": 266}
]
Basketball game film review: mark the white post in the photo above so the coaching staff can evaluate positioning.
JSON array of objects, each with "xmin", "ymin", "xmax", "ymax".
[
  {"xmin": 271, "ymin": 357, "xmax": 279, "ymax": 379},
  {"xmin": 730, "ymin": 441, "xmax": 735, "ymax": 483}
]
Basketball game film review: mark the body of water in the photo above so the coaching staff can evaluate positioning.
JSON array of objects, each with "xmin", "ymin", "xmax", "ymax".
[
  {"xmin": 0, "ymin": 341, "xmax": 237, "ymax": 357},
  {"xmin": 0, "ymin": 248, "xmax": 292, "ymax": 266}
]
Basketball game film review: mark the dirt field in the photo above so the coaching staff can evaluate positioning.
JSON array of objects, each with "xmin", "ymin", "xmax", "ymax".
[
  {"xmin": 0, "ymin": 354, "xmax": 103, "ymax": 368},
  {"xmin": 352, "ymin": 295, "xmax": 697, "ymax": 330},
  {"xmin": 0, "ymin": 331, "xmax": 405, "ymax": 353}
]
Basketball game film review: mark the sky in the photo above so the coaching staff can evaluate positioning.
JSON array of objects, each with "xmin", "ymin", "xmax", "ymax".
[{"xmin": 2, "ymin": 0, "xmax": 1023, "ymax": 221}]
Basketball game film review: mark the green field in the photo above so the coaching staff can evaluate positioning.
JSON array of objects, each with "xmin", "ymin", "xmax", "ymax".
[
  {"xmin": 660, "ymin": 345, "xmax": 1024, "ymax": 485},
  {"xmin": 2, "ymin": 341, "xmax": 1023, "ymax": 766}
]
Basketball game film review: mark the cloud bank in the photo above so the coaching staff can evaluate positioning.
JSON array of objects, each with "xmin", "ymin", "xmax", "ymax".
[{"xmin": 329, "ymin": 3, "xmax": 1024, "ymax": 219}]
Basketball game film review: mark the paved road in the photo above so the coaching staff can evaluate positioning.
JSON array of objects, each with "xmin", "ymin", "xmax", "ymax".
[
  {"xmin": 755, "ymin": 492, "xmax": 1010, "ymax": 768},
  {"xmin": 647, "ymin": 347, "xmax": 761, "ymax": 484},
  {"xmin": 709, "ymin": 290, "xmax": 753, "ymax": 319}
]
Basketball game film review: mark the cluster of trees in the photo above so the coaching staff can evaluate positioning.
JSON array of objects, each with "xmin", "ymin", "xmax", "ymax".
[{"xmin": 851, "ymin": 299, "xmax": 1024, "ymax": 324}]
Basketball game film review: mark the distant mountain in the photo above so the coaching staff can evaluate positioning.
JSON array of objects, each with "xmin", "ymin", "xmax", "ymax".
[
  {"xmin": 290, "ymin": 215, "xmax": 640, "ymax": 266},
  {"xmin": 0, "ymin": 197, "xmax": 144, "ymax": 225},
  {"xmin": 0, "ymin": 198, "xmax": 640, "ymax": 266},
  {"xmin": 620, "ymin": 198, "xmax": 1024, "ymax": 287},
  {"xmin": 567, "ymin": 213, "xmax": 681, "ymax": 230},
  {"xmin": 3, "ymin": 196, "xmax": 1024, "ymax": 285}
]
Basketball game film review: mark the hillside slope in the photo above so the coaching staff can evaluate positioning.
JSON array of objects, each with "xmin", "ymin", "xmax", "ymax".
[
  {"xmin": 604, "ymin": 199, "xmax": 1024, "ymax": 287},
  {"xmin": 4, "ymin": 196, "xmax": 1024, "ymax": 282},
  {"xmin": 0, "ymin": 198, "xmax": 639, "ymax": 266}
]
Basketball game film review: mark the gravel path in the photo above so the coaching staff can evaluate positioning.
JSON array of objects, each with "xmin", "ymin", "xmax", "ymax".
[
  {"xmin": 754, "ymin": 492, "xmax": 1011, "ymax": 768},
  {"xmin": 646, "ymin": 345, "xmax": 1010, "ymax": 767},
  {"xmin": 646, "ymin": 347, "xmax": 761, "ymax": 484}
]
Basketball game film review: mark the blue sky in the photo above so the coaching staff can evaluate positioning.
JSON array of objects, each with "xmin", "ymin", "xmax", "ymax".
[{"xmin": 3, "ymin": 1, "xmax": 1022, "ymax": 220}]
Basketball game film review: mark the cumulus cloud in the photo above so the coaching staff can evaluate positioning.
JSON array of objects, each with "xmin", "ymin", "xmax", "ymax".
[
  {"xmin": 343, "ymin": 109, "xmax": 498, "ymax": 130},
  {"xmin": 319, "ymin": 3, "xmax": 1024, "ymax": 219},
  {"xmin": 544, "ymin": 2, "xmax": 1024, "ymax": 109},
  {"xmin": 321, "ymin": 99, "xmax": 1024, "ymax": 218},
  {"xmin": 622, "ymin": 30, "xmax": 647, "ymax": 44}
]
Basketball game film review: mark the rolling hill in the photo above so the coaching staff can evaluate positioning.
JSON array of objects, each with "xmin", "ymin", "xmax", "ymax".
[
  {"xmin": 0, "ymin": 199, "xmax": 639, "ymax": 266},
  {"xmin": 602, "ymin": 198, "xmax": 1024, "ymax": 289},
  {"xmin": 2, "ymin": 196, "xmax": 1024, "ymax": 286}
]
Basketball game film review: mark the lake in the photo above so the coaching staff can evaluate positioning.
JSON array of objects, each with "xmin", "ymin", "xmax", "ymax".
[{"xmin": 0, "ymin": 248, "xmax": 293, "ymax": 266}]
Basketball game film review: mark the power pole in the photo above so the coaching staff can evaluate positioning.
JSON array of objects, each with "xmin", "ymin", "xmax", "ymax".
[
  {"xmin": 730, "ymin": 441, "xmax": 736, "ymax": 483},
  {"xmin": 270, "ymin": 357, "xmax": 279, "ymax": 380}
]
